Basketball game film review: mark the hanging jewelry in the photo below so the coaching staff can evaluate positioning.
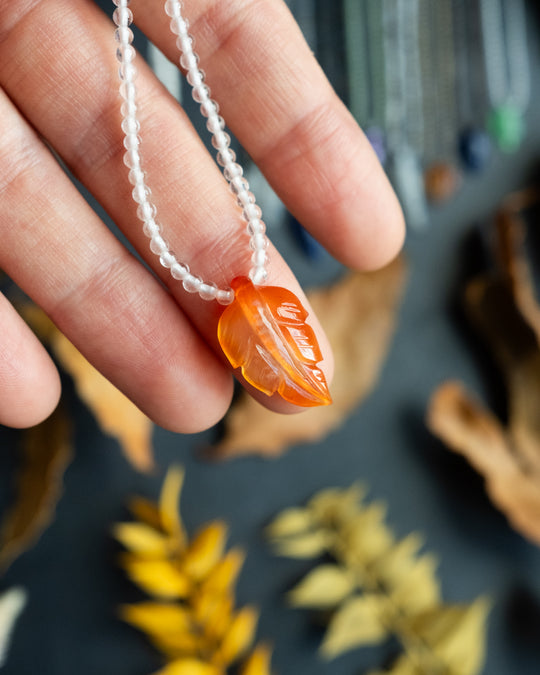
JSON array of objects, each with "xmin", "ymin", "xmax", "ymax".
[
  {"xmin": 112, "ymin": 0, "xmax": 332, "ymax": 407},
  {"xmin": 480, "ymin": 0, "xmax": 531, "ymax": 153}
]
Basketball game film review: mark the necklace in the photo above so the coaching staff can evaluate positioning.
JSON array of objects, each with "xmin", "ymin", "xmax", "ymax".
[{"xmin": 112, "ymin": 0, "xmax": 331, "ymax": 407}]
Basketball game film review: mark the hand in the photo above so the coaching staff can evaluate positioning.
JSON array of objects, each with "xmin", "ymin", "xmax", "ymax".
[{"xmin": 0, "ymin": 0, "xmax": 404, "ymax": 431}]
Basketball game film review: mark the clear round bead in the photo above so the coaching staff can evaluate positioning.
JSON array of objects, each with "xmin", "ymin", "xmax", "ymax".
[
  {"xmin": 116, "ymin": 44, "xmax": 135, "ymax": 63},
  {"xmin": 180, "ymin": 52, "xmax": 199, "ymax": 70},
  {"xmin": 198, "ymin": 282, "xmax": 218, "ymax": 301},
  {"xmin": 164, "ymin": 0, "xmax": 182, "ymax": 18},
  {"xmin": 123, "ymin": 133, "xmax": 141, "ymax": 151},
  {"xmin": 217, "ymin": 288, "xmax": 234, "ymax": 305},
  {"xmin": 123, "ymin": 149, "xmax": 140, "ymax": 169},
  {"xmin": 171, "ymin": 262, "xmax": 190, "ymax": 280},
  {"xmin": 249, "ymin": 234, "xmax": 268, "ymax": 251},
  {"xmin": 118, "ymin": 63, "xmax": 137, "ymax": 82},
  {"xmin": 206, "ymin": 115, "xmax": 225, "ymax": 134},
  {"xmin": 114, "ymin": 26, "xmax": 133, "ymax": 44},
  {"xmin": 243, "ymin": 204, "xmax": 262, "ymax": 221},
  {"xmin": 128, "ymin": 167, "xmax": 145, "ymax": 185},
  {"xmin": 199, "ymin": 99, "xmax": 218, "ymax": 117},
  {"xmin": 183, "ymin": 274, "xmax": 203, "ymax": 293},
  {"xmin": 251, "ymin": 249, "xmax": 268, "ymax": 267},
  {"xmin": 122, "ymin": 117, "xmax": 141, "ymax": 135},
  {"xmin": 224, "ymin": 163, "xmax": 243, "ymax": 181},
  {"xmin": 212, "ymin": 131, "xmax": 231, "ymax": 150},
  {"xmin": 121, "ymin": 99, "xmax": 137, "ymax": 117},
  {"xmin": 191, "ymin": 83, "xmax": 210, "ymax": 103},
  {"xmin": 132, "ymin": 184, "xmax": 151, "ymax": 204},
  {"xmin": 236, "ymin": 190, "xmax": 256, "ymax": 208},
  {"xmin": 143, "ymin": 220, "xmax": 160, "ymax": 237},
  {"xmin": 247, "ymin": 219, "xmax": 266, "ymax": 236},
  {"xmin": 113, "ymin": 0, "xmax": 131, "ymax": 6},
  {"xmin": 150, "ymin": 235, "xmax": 169, "ymax": 256},
  {"xmin": 138, "ymin": 202, "xmax": 157, "ymax": 221},
  {"xmin": 160, "ymin": 251, "xmax": 177, "ymax": 269},
  {"xmin": 119, "ymin": 81, "xmax": 137, "ymax": 100},
  {"xmin": 217, "ymin": 149, "xmax": 236, "ymax": 167},
  {"xmin": 249, "ymin": 267, "xmax": 268, "ymax": 285},
  {"xmin": 112, "ymin": 7, "xmax": 133, "ymax": 27}
]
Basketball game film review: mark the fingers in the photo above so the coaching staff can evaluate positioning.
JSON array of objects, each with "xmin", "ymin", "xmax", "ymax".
[
  {"xmin": 0, "ymin": 0, "xmax": 334, "ymax": 413},
  {"xmin": 0, "ymin": 87, "xmax": 233, "ymax": 432},
  {"xmin": 0, "ymin": 291, "xmax": 61, "ymax": 428},
  {"xmin": 129, "ymin": 0, "xmax": 405, "ymax": 269}
]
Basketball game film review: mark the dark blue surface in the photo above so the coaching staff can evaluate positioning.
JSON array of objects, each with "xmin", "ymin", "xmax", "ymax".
[{"xmin": 1, "ymin": 2, "xmax": 540, "ymax": 674}]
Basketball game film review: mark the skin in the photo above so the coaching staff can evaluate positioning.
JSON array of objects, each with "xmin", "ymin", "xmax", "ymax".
[{"xmin": 0, "ymin": 0, "xmax": 404, "ymax": 431}]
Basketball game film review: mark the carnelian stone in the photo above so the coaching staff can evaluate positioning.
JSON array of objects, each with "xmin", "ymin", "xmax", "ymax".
[{"xmin": 217, "ymin": 277, "xmax": 332, "ymax": 407}]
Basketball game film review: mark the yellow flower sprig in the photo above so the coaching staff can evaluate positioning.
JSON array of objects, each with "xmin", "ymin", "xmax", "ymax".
[
  {"xmin": 114, "ymin": 467, "xmax": 272, "ymax": 675},
  {"xmin": 267, "ymin": 484, "xmax": 491, "ymax": 675}
]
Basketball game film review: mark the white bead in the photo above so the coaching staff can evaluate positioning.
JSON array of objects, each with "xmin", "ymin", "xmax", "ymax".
[
  {"xmin": 192, "ymin": 83, "xmax": 210, "ymax": 103},
  {"xmin": 123, "ymin": 149, "xmax": 140, "ymax": 169},
  {"xmin": 183, "ymin": 274, "xmax": 203, "ymax": 293},
  {"xmin": 128, "ymin": 167, "xmax": 145, "ymax": 185},
  {"xmin": 251, "ymin": 249, "xmax": 268, "ymax": 267},
  {"xmin": 236, "ymin": 190, "xmax": 255, "ymax": 208},
  {"xmin": 150, "ymin": 235, "xmax": 169, "ymax": 256},
  {"xmin": 178, "ymin": 35, "xmax": 194, "ymax": 54},
  {"xmin": 171, "ymin": 262, "xmax": 190, "ymax": 280},
  {"xmin": 217, "ymin": 288, "xmax": 234, "ymax": 305},
  {"xmin": 247, "ymin": 219, "xmax": 266, "ymax": 235},
  {"xmin": 243, "ymin": 204, "xmax": 262, "ymax": 221},
  {"xmin": 123, "ymin": 133, "xmax": 141, "ymax": 151},
  {"xmin": 122, "ymin": 116, "xmax": 141, "ymax": 135},
  {"xmin": 132, "ymin": 184, "xmax": 150, "ymax": 203},
  {"xmin": 143, "ymin": 220, "xmax": 160, "ymax": 237},
  {"xmin": 138, "ymin": 202, "xmax": 157, "ymax": 221},
  {"xmin": 119, "ymin": 63, "xmax": 137, "ymax": 82},
  {"xmin": 200, "ymin": 99, "xmax": 218, "ymax": 117},
  {"xmin": 217, "ymin": 149, "xmax": 236, "ymax": 167},
  {"xmin": 198, "ymin": 282, "xmax": 218, "ymax": 301},
  {"xmin": 160, "ymin": 251, "xmax": 177, "ymax": 268},
  {"xmin": 164, "ymin": 0, "xmax": 182, "ymax": 18},
  {"xmin": 116, "ymin": 44, "xmax": 135, "ymax": 63},
  {"xmin": 229, "ymin": 176, "xmax": 249, "ymax": 194},
  {"xmin": 113, "ymin": 0, "xmax": 131, "ymax": 6},
  {"xmin": 113, "ymin": 7, "xmax": 133, "ymax": 27},
  {"xmin": 206, "ymin": 115, "xmax": 225, "ymax": 134},
  {"xmin": 180, "ymin": 52, "xmax": 199, "ymax": 70},
  {"xmin": 114, "ymin": 26, "xmax": 133, "ymax": 44},
  {"xmin": 212, "ymin": 131, "xmax": 230, "ymax": 150},
  {"xmin": 119, "ymin": 80, "xmax": 136, "ymax": 100},
  {"xmin": 121, "ymin": 99, "xmax": 137, "ymax": 117},
  {"xmin": 249, "ymin": 234, "xmax": 268, "ymax": 251},
  {"xmin": 224, "ymin": 163, "xmax": 243, "ymax": 181},
  {"xmin": 249, "ymin": 267, "xmax": 268, "ymax": 285}
]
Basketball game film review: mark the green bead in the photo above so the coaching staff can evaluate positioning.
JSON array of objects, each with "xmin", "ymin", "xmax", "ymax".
[{"xmin": 487, "ymin": 104, "xmax": 525, "ymax": 153}]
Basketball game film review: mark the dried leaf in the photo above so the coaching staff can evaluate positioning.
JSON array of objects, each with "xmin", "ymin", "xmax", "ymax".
[
  {"xmin": 0, "ymin": 407, "xmax": 72, "ymax": 571},
  {"xmin": 308, "ymin": 483, "xmax": 366, "ymax": 525},
  {"xmin": 338, "ymin": 503, "xmax": 394, "ymax": 568},
  {"xmin": 112, "ymin": 523, "xmax": 170, "ymax": 557},
  {"xmin": 210, "ymin": 257, "xmax": 407, "ymax": 457},
  {"xmin": 22, "ymin": 306, "xmax": 153, "ymax": 473},
  {"xmin": 427, "ymin": 199, "xmax": 540, "ymax": 544},
  {"xmin": 288, "ymin": 564, "xmax": 356, "ymax": 609},
  {"xmin": 401, "ymin": 597, "xmax": 491, "ymax": 675},
  {"xmin": 320, "ymin": 594, "xmax": 389, "ymax": 659},
  {"xmin": 120, "ymin": 555, "xmax": 191, "ymax": 599},
  {"xmin": 152, "ymin": 659, "xmax": 224, "ymax": 675},
  {"xmin": 270, "ymin": 529, "xmax": 332, "ymax": 559},
  {"xmin": 160, "ymin": 466, "xmax": 186, "ymax": 544},
  {"xmin": 199, "ymin": 548, "xmax": 245, "ymax": 597},
  {"xmin": 128, "ymin": 497, "xmax": 162, "ymax": 530},
  {"xmin": 264, "ymin": 508, "xmax": 314, "ymax": 539},
  {"xmin": 119, "ymin": 602, "xmax": 192, "ymax": 636},
  {"xmin": 181, "ymin": 522, "xmax": 227, "ymax": 581},
  {"xmin": 217, "ymin": 276, "xmax": 331, "ymax": 406},
  {"xmin": 213, "ymin": 606, "xmax": 259, "ymax": 667},
  {"xmin": 388, "ymin": 553, "xmax": 441, "ymax": 615},
  {"xmin": 239, "ymin": 643, "xmax": 273, "ymax": 675},
  {"xmin": 0, "ymin": 588, "xmax": 27, "ymax": 667}
]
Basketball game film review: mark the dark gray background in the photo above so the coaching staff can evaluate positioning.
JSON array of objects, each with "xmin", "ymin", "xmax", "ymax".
[{"xmin": 1, "ymin": 1, "xmax": 540, "ymax": 674}]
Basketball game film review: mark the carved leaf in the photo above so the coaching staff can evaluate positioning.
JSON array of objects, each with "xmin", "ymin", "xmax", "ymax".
[{"xmin": 217, "ymin": 277, "xmax": 331, "ymax": 407}]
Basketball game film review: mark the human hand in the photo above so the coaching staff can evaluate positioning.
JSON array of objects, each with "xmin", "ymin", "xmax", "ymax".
[{"xmin": 0, "ymin": 0, "xmax": 404, "ymax": 431}]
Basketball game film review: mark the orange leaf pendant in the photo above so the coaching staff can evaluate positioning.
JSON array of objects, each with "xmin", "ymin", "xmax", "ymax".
[{"xmin": 217, "ymin": 277, "xmax": 332, "ymax": 407}]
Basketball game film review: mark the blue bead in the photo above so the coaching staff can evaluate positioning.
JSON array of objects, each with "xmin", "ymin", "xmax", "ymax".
[{"xmin": 459, "ymin": 128, "xmax": 492, "ymax": 172}]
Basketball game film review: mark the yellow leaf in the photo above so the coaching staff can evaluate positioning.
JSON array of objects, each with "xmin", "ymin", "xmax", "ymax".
[
  {"xmin": 271, "ymin": 529, "xmax": 331, "ymax": 559},
  {"xmin": 120, "ymin": 555, "xmax": 191, "ymax": 599},
  {"xmin": 160, "ymin": 466, "xmax": 186, "ymax": 545},
  {"xmin": 150, "ymin": 632, "xmax": 203, "ymax": 660},
  {"xmin": 320, "ymin": 594, "xmax": 389, "ymax": 659},
  {"xmin": 339, "ymin": 503, "xmax": 394, "ymax": 566},
  {"xmin": 119, "ymin": 602, "xmax": 192, "ymax": 637},
  {"xmin": 152, "ymin": 659, "xmax": 223, "ymax": 675},
  {"xmin": 389, "ymin": 553, "xmax": 441, "ymax": 614},
  {"xmin": 375, "ymin": 534, "xmax": 424, "ymax": 586},
  {"xmin": 239, "ymin": 643, "xmax": 273, "ymax": 675},
  {"xmin": 308, "ymin": 483, "xmax": 365, "ymax": 525},
  {"xmin": 192, "ymin": 590, "xmax": 234, "ymax": 641},
  {"xmin": 128, "ymin": 497, "xmax": 163, "ymax": 531},
  {"xmin": 22, "ymin": 306, "xmax": 154, "ymax": 473},
  {"xmin": 113, "ymin": 523, "xmax": 170, "ymax": 557},
  {"xmin": 288, "ymin": 564, "xmax": 356, "ymax": 609},
  {"xmin": 403, "ymin": 598, "xmax": 491, "ymax": 675},
  {"xmin": 200, "ymin": 548, "xmax": 245, "ymax": 597},
  {"xmin": 0, "ymin": 407, "xmax": 73, "ymax": 572},
  {"xmin": 181, "ymin": 521, "xmax": 227, "ymax": 581},
  {"xmin": 213, "ymin": 606, "xmax": 259, "ymax": 667},
  {"xmin": 265, "ymin": 508, "xmax": 314, "ymax": 539}
]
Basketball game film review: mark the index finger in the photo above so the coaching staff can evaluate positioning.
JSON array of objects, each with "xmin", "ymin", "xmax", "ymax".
[{"xmin": 130, "ymin": 0, "xmax": 405, "ymax": 269}]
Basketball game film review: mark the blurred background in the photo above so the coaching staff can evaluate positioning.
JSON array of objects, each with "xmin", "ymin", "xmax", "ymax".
[{"xmin": 1, "ymin": 1, "xmax": 540, "ymax": 673}]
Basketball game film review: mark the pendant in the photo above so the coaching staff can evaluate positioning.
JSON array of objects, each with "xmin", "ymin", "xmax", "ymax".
[{"xmin": 217, "ymin": 277, "xmax": 332, "ymax": 407}]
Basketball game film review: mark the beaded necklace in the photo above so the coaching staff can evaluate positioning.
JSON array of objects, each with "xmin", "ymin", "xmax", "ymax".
[{"xmin": 112, "ymin": 0, "xmax": 332, "ymax": 407}]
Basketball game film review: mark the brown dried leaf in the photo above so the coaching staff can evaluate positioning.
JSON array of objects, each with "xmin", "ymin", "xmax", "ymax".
[
  {"xmin": 0, "ymin": 407, "xmax": 72, "ymax": 571},
  {"xmin": 428, "ymin": 196, "xmax": 540, "ymax": 545},
  {"xmin": 22, "ymin": 306, "xmax": 154, "ymax": 473},
  {"xmin": 210, "ymin": 257, "xmax": 407, "ymax": 458}
]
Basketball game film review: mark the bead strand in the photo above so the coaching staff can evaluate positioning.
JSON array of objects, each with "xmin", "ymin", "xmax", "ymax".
[
  {"xmin": 113, "ymin": 0, "xmax": 234, "ymax": 305},
  {"xmin": 165, "ymin": 0, "xmax": 270, "ymax": 286}
]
